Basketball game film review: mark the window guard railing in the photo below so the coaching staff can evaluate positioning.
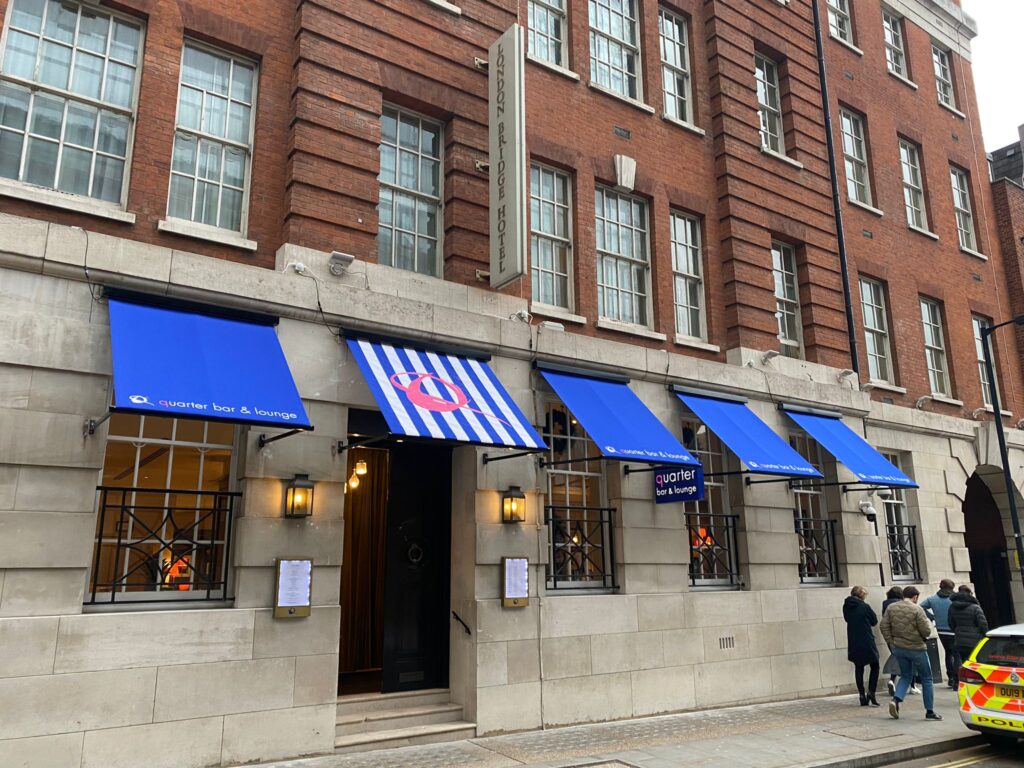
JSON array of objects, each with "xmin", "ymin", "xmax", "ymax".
[
  {"xmin": 88, "ymin": 486, "xmax": 239, "ymax": 604},
  {"xmin": 794, "ymin": 516, "xmax": 840, "ymax": 584},
  {"xmin": 544, "ymin": 505, "xmax": 617, "ymax": 590},
  {"xmin": 886, "ymin": 523, "xmax": 921, "ymax": 581},
  {"xmin": 687, "ymin": 513, "xmax": 741, "ymax": 588}
]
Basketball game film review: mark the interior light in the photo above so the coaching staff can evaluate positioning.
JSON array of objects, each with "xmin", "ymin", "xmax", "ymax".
[
  {"xmin": 348, "ymin": 471, "xmax": 360, "ymax": 490},
  {"xmin": 355, "ymin": 460, "xmax": 368, "ymax": 476}
]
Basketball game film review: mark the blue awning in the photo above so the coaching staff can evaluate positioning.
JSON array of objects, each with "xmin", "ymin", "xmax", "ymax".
[
  {"xmin": 676, "ymin": 392, "xmax": 821, "ymax": 478},
  {"xmin": 346, "ymin": 338, "xmax": 546, "ymax": 449},
  {"xmin": 108, "ymin": 299, "xmax": 310, "ymax": 428},
  {"xmin": 539, "ymin": 369, "xmax": 699, "ymax": 466},
  {"xmin": 783, "ymin": 409, "xmax": 917, "ymax": 487}
]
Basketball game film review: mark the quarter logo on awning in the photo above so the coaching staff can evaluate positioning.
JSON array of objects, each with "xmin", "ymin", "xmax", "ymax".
[{"xmin": 389, "ymin": 371, "xmax": 513, "ymax": 428}]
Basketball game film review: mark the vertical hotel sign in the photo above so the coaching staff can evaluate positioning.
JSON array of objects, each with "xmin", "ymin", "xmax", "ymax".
[{"xmin": 488, "ymin": 24, "xmax": 526, "ymax": 289}]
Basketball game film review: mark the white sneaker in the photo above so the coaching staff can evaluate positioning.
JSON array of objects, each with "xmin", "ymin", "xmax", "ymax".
[
  {"xmin": 887, "ymin": 680, "xmax": 896, "ymax": 696},
  {"xmin": 909, "ymin": 686, "xmax": 920, "ymax": 695}
]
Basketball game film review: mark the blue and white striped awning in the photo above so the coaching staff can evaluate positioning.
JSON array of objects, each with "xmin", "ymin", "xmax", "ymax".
[{"xmin": 346, "ymin": 338, "xmax": 546, "ymax": 449}]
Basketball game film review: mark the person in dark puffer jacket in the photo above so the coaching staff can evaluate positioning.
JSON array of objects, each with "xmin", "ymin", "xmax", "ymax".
[
  {"xmin": 948, "ymin": 585, "xmax": 989, "ymax": 683},
  {"xmin": 844, "ymin": 586, "xmax": 880, "ymax": 707}
]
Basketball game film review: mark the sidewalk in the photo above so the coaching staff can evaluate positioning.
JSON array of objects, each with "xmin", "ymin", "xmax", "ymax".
[{"xmin": 245, "ymin": 687, "xmax": 977, "ymax": 768}]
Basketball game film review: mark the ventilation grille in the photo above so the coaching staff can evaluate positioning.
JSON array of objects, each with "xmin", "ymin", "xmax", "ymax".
[{"xmin": 719, "ymin": 636, "xmax": 736, "ymax": 650}]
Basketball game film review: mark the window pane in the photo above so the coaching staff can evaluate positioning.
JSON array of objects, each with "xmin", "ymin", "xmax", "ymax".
[
  {"xmin": 223, "ymin": 146, "xmax": 245, "ymax": 187},
  {"xmin": 171, "ymin": 133, "xmax": 198, "ymax": 174},
  {"xmin": 92, "ymin": 154, "xmax": 123, "ymax": 202},
  {"xmin": 219, "ymin": 187, "xmax": 242, "ymax": 231},
  {"xmin": 97, "ymin": 112, "xmax": 128, "ymax": 156},
  {"xmin": 57, "ymin": 145, "xmax": 91, "ymax": 194},
  {"xmin": 78, "ymin": 10, "xmax": 110, "ymax": 55},
  {"xmin": 0, "ymin": 131, "xmax": 24, "ymax": 179},
  {"xmin": 64, "ymin": 102, "xmax": 97, "ymax": 147},
  {"xmin": 227, "ymin": 102, "xmax": 249, "ymax": 143},
  {"xmin": 196, "ymin": 181, "xmax": 219, "ymax": 225},
  {"xmin": 110, "ymin": 20, "xmax": 140, "ymax": 64},
  {"xmin": 3, "ymin": 30, "xmax": 39, "ymax": 80},
  {"xmin": 30, "ymin": 93, "xmax": 64, "ymax": 139},
  {"xmin": 24, "ymin": 136, "xmax": 58, "ymax": 186},
  {"xmin": 203, "ymin": 94, "xmax": 227, "ymax": 138},
  {"xmin": 71, "ymin": 51, "xmax": 104, "ymax": 100},
  {"xmin": 11, "ymin": 0, "xmax": 46, "ymax": 33},
  {"xmin": 44, "ymin": 0, "xmax": 77, "ymax": 44},
  {"xmin": 39, "ymin": 41, "xmax": 72, "ymax": 90},
  {"xmin": 182, "ymin": 46, "xmax": 228, "ymax": 94},
  {"xmin": 197, "ymin": 140, "xmax": 221, "ymax": 181},
  {"xmin": 231, "ymin": 63, "xmax": 254, "ymax": 103},
  {"xmin": 103, "ymin": 61, "xmax": 135, "ymax": 108},
  {"xmin": 168, "ymin": 174, "xmax": 194, "ymax": 219},
  {"xmin": 0, "ymin": 84, "xmax": 30, "ymax": 131},
  {"xmin": 177, "ymin": 86, "xmax": 202, "ymax": 131}
]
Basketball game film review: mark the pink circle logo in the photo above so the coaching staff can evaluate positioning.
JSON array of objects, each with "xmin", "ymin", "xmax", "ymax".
[{"xmin": 389, "ymin": 372, "xmax": 511, "ymax": 427}]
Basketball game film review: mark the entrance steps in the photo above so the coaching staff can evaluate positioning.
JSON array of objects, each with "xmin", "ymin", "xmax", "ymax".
[{"xmin": 334, "ymin": 688, "xmax": 476, "ymax": 754}]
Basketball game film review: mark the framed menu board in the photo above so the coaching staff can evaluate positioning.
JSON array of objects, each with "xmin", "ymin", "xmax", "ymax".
[
  {"xmin": 502, "ymin": 557, "xmax": 529, "ymax": 608},
  {"xmin": 274, "ymin": 558, "xmax": 313, "ymax": 618}
]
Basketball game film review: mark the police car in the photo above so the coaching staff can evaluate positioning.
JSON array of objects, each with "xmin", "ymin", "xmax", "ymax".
[{"xmin": 958, "ymin": 623, "xmax": 1024, "ymax": 744}]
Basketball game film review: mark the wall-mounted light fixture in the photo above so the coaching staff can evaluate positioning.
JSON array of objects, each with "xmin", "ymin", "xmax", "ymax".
[
  {"xmin": 502, "ymin": 486, "xmax": 526, "ymax": 524},
  {"xmin": 285, "ymin": 474, "xmax": 315, "ymax": 517},
  {"xmin": 355, "ymin": 460, "xmax": 368, "ymax": 476}
]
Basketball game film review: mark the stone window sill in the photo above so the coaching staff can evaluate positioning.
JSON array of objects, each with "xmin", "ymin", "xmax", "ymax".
[
  {"xmin": 587, "ymin": 82, "xmax": 655, "ymax": 114},
  {"xmin": 960, "ymin": 246, "xmax": 987, "ymax": 261},
  {"xmin": 0, "ymin": 178, "xmax": 135, "ymax": 223},
  {"xmin": 527, "ymin": 55, "xmax": 580, "ymax": 82},
  {"xmin": 423, "ymin": 0, "xmax": 461, "ymax": 15},
  {"xmin": 662, "ymin": 114, "xmax": 706, "ymax": 137},
  {"xmin": 531, "ymin": 302, "xmax": 587, "ymax": 325},
  {"xmin": 930, "ymin": 394, "xmax": 963, "ymax": 407},
  {"xmin": 761, "ymin": 148, "xmax": 804, "ymax": 170},
  {"xmin": 848, "ymin": 198, "xmax": 884, "ymax": 217},
  {"xmin": 939, "ymin": 101, "xmax": 966, "ymax": 119},
  {"xmin": 596, "ymin": 318, "xmax": 667, "ymax": 341},
  {"xmin": 829, "ymin": 34, "xmax": 864, "ymax": 57},
  {"xmin": 158, "ymin": 218, "xmax": 258, "ymax": 251},
  {"xmin": 983, "ymin": 405, "xmax": 1013, "ymax": 418},
  {"xmin": 908, "ymin": 224, "xmax": 939, "ymax": 241},
  {"xmin": 674, "ymin": 335, "xmax": 720, "ymax": 353},
  {"xmin": 889, "ymin": 71, "xmax": 919, "ymax": 91},
  {"xmin": 865, "ymin": 380, "xmax": 906, "ymax": 394}
]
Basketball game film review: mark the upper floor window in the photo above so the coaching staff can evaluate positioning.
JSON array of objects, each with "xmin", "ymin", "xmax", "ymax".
[
  {"xmin": 827, "ymin": 0, "xmax": 854, "ymax": 45},
  {"xmin": 378, "ymin": 105, "xmax": 442, "ymax": 277},
  {"xmin": 882, "ymin": 11, "xmax": 907, "ymax": 78},
  {"xmin": 589, "ymin": 0, "xmax": 640, "ymax": 99},
  {"xmin": 772, "ymin": 240, "xmax": 803, "ymax": 358},
  {"xmin": 671, "ymin": 211, "xmax": 705, "ymax": 340},
  {"xmin": 530, "ymin": 163, "xmax": 572, "ymax": 309},
  {"xmin": 168, "ymin": 43, "xmax": 256, "ymax": 234},
  {"xmin": 932, "ymin": 44, "xmax": 955, "ymax": 109},
  {"xmin": 754, "ymin": 54, "xmax": 784, "ymax": 155},
  {"xmin": 920, "ymin": 297, "xmax": 951, "ymax": 397},
  {"xmin": 859, "ymin": 277, "xmax": 893, "ymax": 384},
  {"xmin": 0, "ymin": 0, "xmax": 142, "ymax": 204},
  {"xmin": 840, "ymin": 109, "xmax": 871, "ymax": 205},
  {"xmin": 950, "ymin": 165, "xmax": 976, "ymax": 252},
  {"xmin": 596, "ymin": 186, "xmax": 649, "ymax": 326},
  {"xmin": 972, "ymin": 315, "xmax": 999, "ymax": 408},
  {"xmin": 899, "ymin": 139, "xmax": 928, "ymax": 230},
  {"xmin": 659, "ymin": 8, "xmax": 691, "ymax": 124},
  {"xmin": 528, "ymin": 0, "xmax": 567, "ymax": 68}
]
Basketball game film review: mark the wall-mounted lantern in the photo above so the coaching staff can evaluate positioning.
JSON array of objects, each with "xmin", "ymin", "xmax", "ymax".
[
  {"xmin": 285, "ymin": 474, "xmax": 315, "ymax": 517},
  {"xmin": 354, "ymin": 459, "xmax": 368, "ymax": 476},
  {"xmin": 502, "ymin": 486, "xmax": 526, "ymax": 524}
]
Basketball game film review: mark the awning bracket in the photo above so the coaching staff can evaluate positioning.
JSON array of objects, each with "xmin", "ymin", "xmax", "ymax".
[
  {"xmin": 84, "ymin": 412, "xmax": 112, "ymax": 437},
  {"xmin": 335, "ymin": 435, "xmax": 388, "ymax": 453},
  {"xmin": 258, "ymin": 428, "xmax": 307, "ymax": 450},
  {"xmin": 540, "ymin": 454, "xmax": 608, "ymax": 468},
  {"xmin": 482, "ymin": 449, "xmax": 541, "ymax": 465}
]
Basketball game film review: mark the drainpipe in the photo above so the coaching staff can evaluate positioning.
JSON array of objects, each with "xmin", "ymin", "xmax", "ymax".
[{"xmin": 810, "ymin": 0, "xmax": 860, "ymax": 376}]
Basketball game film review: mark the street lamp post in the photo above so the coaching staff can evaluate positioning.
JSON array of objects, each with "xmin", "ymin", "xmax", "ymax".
[{"xmin": 980, "ymin": 316, "xmax": 1024, "ymax": 589}]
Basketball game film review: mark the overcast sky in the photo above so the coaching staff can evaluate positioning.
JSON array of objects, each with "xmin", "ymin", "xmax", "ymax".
[{"xmin": 960, "ymin": 0, "xmax": 1021, "ymax": 151}]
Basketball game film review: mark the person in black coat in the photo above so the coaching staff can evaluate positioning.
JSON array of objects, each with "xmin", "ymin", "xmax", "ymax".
[
  {"xmin": 844, "ymin": 585, "xmax": 881, "ymax": 706},
  {"xmin": 948, "ymin": 585, "xmax": 990, "ymax": 683}
]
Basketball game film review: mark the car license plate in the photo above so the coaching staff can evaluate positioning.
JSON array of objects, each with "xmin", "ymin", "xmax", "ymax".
[{"xmin": 997, "ymin": 685, "xmax": 1024, "ymax": 699}]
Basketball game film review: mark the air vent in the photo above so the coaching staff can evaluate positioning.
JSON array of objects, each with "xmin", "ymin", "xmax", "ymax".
[{"xmin": 719, "ymin": 636, "xmax": 736, "ymax": 650}]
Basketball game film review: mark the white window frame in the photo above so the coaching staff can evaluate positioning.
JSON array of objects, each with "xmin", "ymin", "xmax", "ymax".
[
  {"xmin": 0, "ymin": 0, "xmax": 144, "ymax": 210},
  {"xmin": 973, "ymin": 315, "xmax": 999, "ymax": 408},
  {"xmin": 899, "ymin": 139, "xmax": 927, "ymax": 230},
  {"xmin": 588, "ymin": 0, "xmax": 641, "ymax": 100},
  {"xmin": 755, "ymin": 54, "xmax": 784, "ymax": 155},
  {"xmin": 772, "ymin": 240, "xmax": 803, "ymax": 358},
  {"xmin": 530, "ymin": 162, "xmax": 573, "ymax": 310},
  {"xmin": 950, "ymin": 165, "xmax": 976, "ymax": 252},
  {"xmin": 671, "ymin": 210, "xmax": 705, "ymax": 341},
  {"xmin": 527, "ymin": 0, "xmax": 567, "ymax": 68},
  {"xmin": 827, "ymin": 0, "xmax": 854, "ymax": 45},
  {"xmin": 920, "ymin": 297, "xmax": 951, "ymax": 397},
  {"xmin": 377, "ymin": 104, "xmax": 444, "ymax": 278},
  {"xmin": 840, "ymin": 109, "xmax": 871, "ymax": 205},
  {"xmin": 164, "ymin": 39, "xmax": 258, "ymax": 239},
  {"xmin": 859, "ymin": 277, "xmax": 893, "ymax": 384},
  {"xmin": 659, "ymin": 7, "xmax": 692, "ymax": 124},
  {"xmin": 932, "ymin": 44, "xmax": 955, "ymax": 109},
  {"xmin": 595, "ymin": 185, "xmax": 651, "ymax": 327},
  {"xmin": 882, "ymin": 10, "xmax": 907, "ymax": 78}
]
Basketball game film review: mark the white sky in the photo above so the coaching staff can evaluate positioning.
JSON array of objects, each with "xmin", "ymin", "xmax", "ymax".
[{"xmin": 960, "ymin": 0, "xmax": 1022, "ymax": 151}]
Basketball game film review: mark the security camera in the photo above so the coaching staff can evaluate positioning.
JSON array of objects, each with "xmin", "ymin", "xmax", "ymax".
[
  {"xmin": 329, "ymin": 251, "xmax": 356, "ymax": 276},
  {"xmin": 876, "ymin": 487, "xmax": 893, "ymax": 500},
  {"xmin": 858, "ymin": 499, "xmax": 877, "ymax": 522}
]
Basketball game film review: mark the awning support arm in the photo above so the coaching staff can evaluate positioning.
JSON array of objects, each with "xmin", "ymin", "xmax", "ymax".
[
  {"xmin": 745, "ymin": 476, "xmax": 795, "ymax": 486},
  {"xmin": 258, "ymin": 428, "xmax": 306, "ymax": 449},
  {"xmin": 482, "ymin": 450, "xmax": 541, "ymax": 465},
  {"xmin": 84, "ymin": 412, "xmax": 112, "ymax": 437},
  {"xmin": 539, "ymin": 455, "xmax": 607, "ymax": 468},
  {"xmin": 623, "ymin": 466, "xmax": 748, "ymax": 477},
  {"xmin": 335, "ymin": 435, "xmax": 388, "ymax": 453}
]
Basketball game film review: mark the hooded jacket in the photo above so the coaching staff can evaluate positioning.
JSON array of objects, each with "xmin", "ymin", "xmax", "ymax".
[
  {"xmin": 920, "ymin": 588, "xmax": 955, "ymax": 632},
  {"xmin": 880, "ymin": 599, "xmax": 932, "ymax": 651},
  {"xmin": 948, "ymin": 592, "xmax": 989, "ymax": 654},
  {"xmin": 843, "ymin": 595, "xmax": 879, "ymax": 664}
]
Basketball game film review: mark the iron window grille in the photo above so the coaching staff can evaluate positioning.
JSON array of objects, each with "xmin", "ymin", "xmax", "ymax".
[
  {"xmin": 840, "ymin": 109, "xmax": 871, "ymax": 205},
  {"xmin": 754, "ymin": 54, "xmax": 784, "ymax": 155},
  {"xmin": 932, "ymin": 45, "xmax": 955, "ymax": 109},
  {"xmin": 973, "ymin": 315, "xmax": 999, "ymax": 407},
  {"xmin": 687, "ymin": 514, "xmax": 741, "ymax": 588},
  {"xmin": 882, "ymin": 11, "xmax": 907, "ymax": 78},
  {"xmin": 790, "ymin": 432, "xmax": 840, "ymax": 584},
  {"xmin": 950, "ymin": 165, "xmax": 976, "ymax": 251},
  {"xmin": 899, "ymin": 139, "xmax": 928, "ymax": 230},
  {"xmin": 0, "ymin": 0, "xmax": 142, "ymax": 205},
  {"xmin": 530, "ymin": 163, "xmax": 573, "ymax": 309},
  {"xmin": 595, "ymin": 186, "xmax": 650, "ymax": 326},
  {"xmin": 545, "ymin": 505, "xmax": 617, "ymax": 589},
  {"xmin": 920, "ymin": 297, "xmax": 951, "ymax": 397},
  {"xmin": 378, "ymin": 105, "xmax": 442, "ymax": 277},
  {"xmin": 528, "ymin": 0, "xmax": 567, "ymax": 68},
  {"xmin": 859, "ymin": 277, "xmax": 894, "ymax": 384},
  {"xmin": 659, "ymin": 8, "xmax": 692, "ymax": 124},
  {"xmin": 671, "ymin": 211, "xmax": 705, "ymax": 341},
  {"xmin": 886, "ymin": 524, "xmax": 921, "ymax": 581},
  {"xmin": 772, "ymin": 240, "xmax": 803, "ymax": 359},
  {"xmin": 588, "ymin": 0, "xmax": 640, "ymax": 99},
  {"xmin": 827, "ymin": 0, "xmax": 853, "ymax": 44}
]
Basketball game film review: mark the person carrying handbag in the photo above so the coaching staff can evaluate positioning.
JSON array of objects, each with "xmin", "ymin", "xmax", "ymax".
[{"xmin": 879, "ymin": 586, "xmax": 942, "ymax": 721}]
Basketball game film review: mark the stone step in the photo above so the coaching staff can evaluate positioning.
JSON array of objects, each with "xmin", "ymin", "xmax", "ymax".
[
  {"xmin": 335, "ymin": 688, "xmax": 450, "ymax": 716},
  {"xmin": 335, "ymin": 702, "xmax": 464, "ymax": 737},
  {"xmin": 333, "ymin": 721, "xmax": 477, "ymax": 754}
]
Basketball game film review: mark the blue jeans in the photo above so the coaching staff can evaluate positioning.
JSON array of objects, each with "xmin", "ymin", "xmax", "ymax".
[{"xmin": 893, "ymin": 647, "xmax": 934, "ymax": 711}]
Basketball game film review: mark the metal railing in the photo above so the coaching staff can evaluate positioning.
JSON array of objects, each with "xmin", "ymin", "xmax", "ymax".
[
  {"xmin": 544, "ymin": 505, "xmax": 617, "ymax": 589},
  {"xmin": 794, "ymin": 516, "xmax": 840, "ymax": 584},
  {"xmin": 886, "ymin": 523, "xmax": 921, "ymax": 581},
  {"xmin": 88, "ymin": 486, "xmax": 239, "ymax": 604},
  {"xmin": 687, "ymin": 513, "xmax": 741, "ymax": 587}
]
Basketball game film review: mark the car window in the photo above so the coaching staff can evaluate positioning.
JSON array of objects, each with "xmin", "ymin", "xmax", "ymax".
[{"xmin": 976, "ymin": 636, "xmax": 1024, "ymax": 666}]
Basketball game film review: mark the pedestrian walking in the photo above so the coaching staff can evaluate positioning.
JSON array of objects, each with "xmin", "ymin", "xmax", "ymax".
[
  {"xmin": 920, "ymin": 579, "xmax": 957, "ymax": 689},
  {"xmin": 879, "ymin": 586, "xmax": 942, "ymax": 721},
  {"xmin": 948, "ymin": 585, "xmax": 989, "ymax": 683},
  {"xmin": 843, "ymin": 586, "xmax": 880, "ymax": 706},
  {"xmin": 881, "ymin": 586, "xmax": 911, "ymax": 697}
]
